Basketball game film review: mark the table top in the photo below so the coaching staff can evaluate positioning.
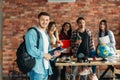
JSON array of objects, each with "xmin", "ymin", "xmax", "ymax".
[{"xmin": 56, "ymin": 58, "xmax": 120, "ymax": 66}]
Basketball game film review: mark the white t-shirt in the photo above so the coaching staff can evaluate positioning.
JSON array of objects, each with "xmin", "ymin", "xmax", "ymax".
[{"xmin": 39, "ymin": 29, "xmax": 49, "ymax": 69}]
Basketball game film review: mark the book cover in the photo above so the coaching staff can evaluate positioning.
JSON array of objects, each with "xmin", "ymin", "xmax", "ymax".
[{"xmin": 49, "ymin": 47, "xmax": 65, "ymax": 56}]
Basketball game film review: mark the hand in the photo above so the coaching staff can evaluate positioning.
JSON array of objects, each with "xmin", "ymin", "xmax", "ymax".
[
  {"xmin": 57, "ymin": 40, "xmax": 63, "ymax": 47},
  {"xmin": 44, "ymin": 53, "xmax": 52, "ymax": 60},
  {"xmin": 53, "ymin": 50, "xmax": 61, "ymax": 57},
  {"xmin": 62, "ymin": 47, "xmax": 70, "ymax": 53},
  {"xmin": 75, "ymin": 39, "xmax": 82, "ymax": 44}
]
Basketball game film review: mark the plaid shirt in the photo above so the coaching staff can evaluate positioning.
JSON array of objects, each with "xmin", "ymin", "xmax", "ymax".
[{"xmin": 71, "ymin": 29, "xmax": 95, "ymax": 57}]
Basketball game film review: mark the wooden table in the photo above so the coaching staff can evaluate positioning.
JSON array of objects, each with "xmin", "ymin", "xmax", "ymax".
[
  {"xmin": 56, "ymin": 58, "xmax": 120, "ymax": 80},
  {"xmin": 56, "ymin": 61, "xmax": 120, "ymax": 66}
]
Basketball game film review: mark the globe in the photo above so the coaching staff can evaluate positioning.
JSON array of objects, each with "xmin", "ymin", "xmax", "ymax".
[{"xmin": 97, "ymin": 44, "xmax": 111, "ymax": 58}]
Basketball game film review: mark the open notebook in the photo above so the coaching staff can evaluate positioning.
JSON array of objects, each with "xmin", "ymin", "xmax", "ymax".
[{"xmin": 99, "ymin": 35, "xmax": 110, "ymax": 44}]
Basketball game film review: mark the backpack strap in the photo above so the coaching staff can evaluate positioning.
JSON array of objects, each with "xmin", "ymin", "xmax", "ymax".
[{"xmin": 28, "ymin": 27, "xmax": 40, "ymax": 49}]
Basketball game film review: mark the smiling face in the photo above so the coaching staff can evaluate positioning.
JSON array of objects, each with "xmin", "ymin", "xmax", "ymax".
[{"xmin": 38, "ymin": 15, "xmax": 50, "ymax": 30}]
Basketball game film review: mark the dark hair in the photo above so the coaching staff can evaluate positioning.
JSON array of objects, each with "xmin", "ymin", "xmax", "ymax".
[
  {"xmin": 47, "ymin": 21, "xmax": 56, "ymax": 34},
  {"xmin": 99, "ymin": 20, "xmax": 108, "ymax": 37},
  {"xmin": 60, "ymin": 22, "xmax": 72, "ymax": 38},
  {"xmin": 76, "ymin": 17, "xmax": 85, "ymax": 23},
  {"xmin": 38, "ymin": 12, "xmax": 50, "ymax": 19}
]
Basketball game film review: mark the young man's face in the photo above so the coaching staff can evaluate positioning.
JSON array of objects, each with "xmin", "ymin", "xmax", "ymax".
[
  {"xmin": 78, "ymin": 19, "xmax": 85, "ymax": 29},
  {"xmin": 38, "ymin": 15, "xmax": 50, "ymax": 29}
]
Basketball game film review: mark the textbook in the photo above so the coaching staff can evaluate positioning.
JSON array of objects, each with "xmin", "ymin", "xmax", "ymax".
[
  {"xmin": 99, "ymin": 35, "xmax": 110, "ymax": 44},
  {"xmin": 49, "ymin": 47, "xmax": 66, "ymax": 56}
]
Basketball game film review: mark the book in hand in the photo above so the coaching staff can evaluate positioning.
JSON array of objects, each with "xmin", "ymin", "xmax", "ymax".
[{"xmin": 49, "ymin": 47, "xmax": 66, "ymax": 56}]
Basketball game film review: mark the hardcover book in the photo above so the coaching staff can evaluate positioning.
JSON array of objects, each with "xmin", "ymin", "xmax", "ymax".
[{"xmin": 49, "ymin": 47, "xmax": 65, "ymax": 56}]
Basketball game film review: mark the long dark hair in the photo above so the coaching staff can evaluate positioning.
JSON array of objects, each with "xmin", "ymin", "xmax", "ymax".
[
  {"xmin": 47, "ymin": 21, "xmax": 56, "ymax": 34},
  {"xmin": 99, "ymin": 20, "xmax": 108, "ymax": 37},
  {"xmin": 60, "ymin": 22, "xmax": 72, "ymax": 38}
]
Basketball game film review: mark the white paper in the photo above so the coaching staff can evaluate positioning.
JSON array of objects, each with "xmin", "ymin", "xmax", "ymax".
[{"xmin": 99, "ymin": 35, "xmax": 110, "ymax": 44}]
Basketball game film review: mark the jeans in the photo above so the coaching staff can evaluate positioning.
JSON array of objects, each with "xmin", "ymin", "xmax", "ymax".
[
  {"xmin": 92, "ymin": 66, "xmax": 96, "ymax": 73},
  {"xmin": 29, "ymin": 69, "xmax": 49, "ymax": 80},
  {"xmin": 89, "ymin": 50, "xmax": 97, "ymax": 74}
]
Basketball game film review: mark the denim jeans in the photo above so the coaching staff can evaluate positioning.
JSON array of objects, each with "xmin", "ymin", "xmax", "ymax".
[
  {"xmin": 89, "ymin": 50, "xmax": 98, "ymax": 74},
  {"xmin": 29, "ymin": 69, "xmax": 49, "ymax": 80}
]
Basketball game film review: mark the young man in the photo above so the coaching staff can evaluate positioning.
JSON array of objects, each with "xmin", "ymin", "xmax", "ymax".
[
  {"xmin": 71, "ymin": 17, "xmax": 95, "ymax": 58},
  {"xmin": 71, "ymin": 17, "xmax": 97, "ymax": 80},
  {"xmin": 25, "ymin": 12, "xmax": 60, "ymax": 80}
]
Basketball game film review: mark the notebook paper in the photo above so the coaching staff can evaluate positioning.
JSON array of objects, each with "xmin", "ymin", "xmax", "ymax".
[{"xmin": 99, "ymin": 35, "xmax": 110, "ymax": 44}]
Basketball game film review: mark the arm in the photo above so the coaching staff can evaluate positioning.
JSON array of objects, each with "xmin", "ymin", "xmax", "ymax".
[
  {"xmin": 70, "ymin": 30, "xmax": 79, "ymax": 56},
  {"xmin": 108, "ymin": 30, "xmax": 116, "ymax": 46},
  {"xmin": 55, "ymin": 29, "xmax": 59, "ymax": 41},
  {"xmin": 108, "ymin": 30, "xmax": 117, "ymax": 53},
  {"xmin": 87, "ymin": 30, "xmax": 95, "ymax": 52},
  {"xmin": 25, "ymin": 29, "xmax": 44, "ymax": 58}
]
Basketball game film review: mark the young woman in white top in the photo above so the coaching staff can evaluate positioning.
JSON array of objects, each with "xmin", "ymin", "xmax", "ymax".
[
  {"xmin": 47, "ymin": 22, "xmax": 62, "ymax": 49},
  {"xmin": 47, "ymin": 21, "xmax": 62, "ymax": 80},
  {"xmin": 98, "ymin": 19, "xmax": 116, "ymax": 56}
]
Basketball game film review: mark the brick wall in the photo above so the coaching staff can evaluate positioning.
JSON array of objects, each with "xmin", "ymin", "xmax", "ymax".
[{"xmin": 2, "ymin": 0, "xmax": 120, "ymax": 74}]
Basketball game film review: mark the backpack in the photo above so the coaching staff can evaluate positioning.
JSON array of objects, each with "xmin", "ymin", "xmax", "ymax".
[{"xmin": 16, "ymin": 27, "xmax": 40, "ymax": 74}]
